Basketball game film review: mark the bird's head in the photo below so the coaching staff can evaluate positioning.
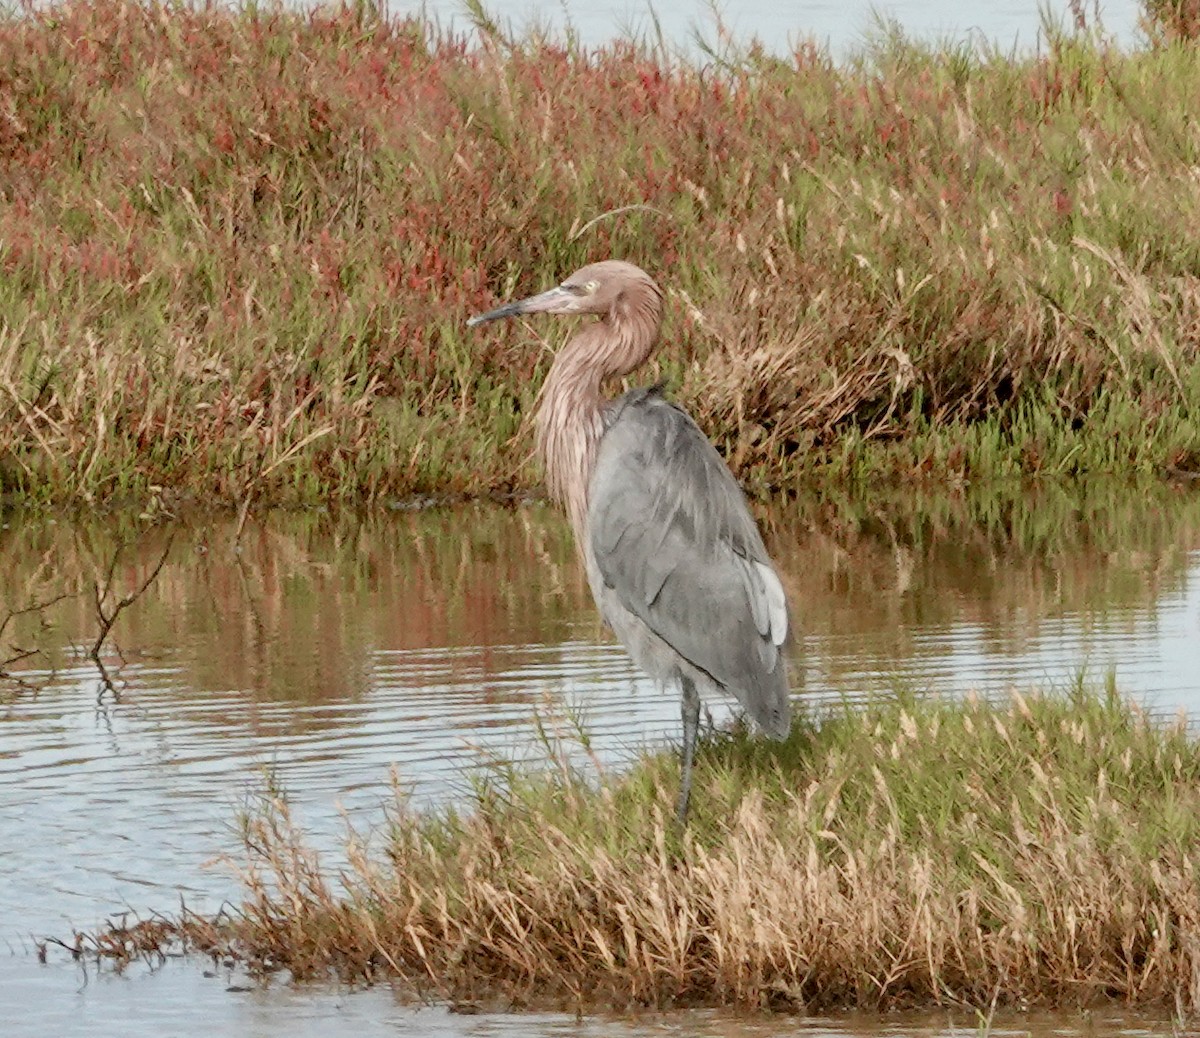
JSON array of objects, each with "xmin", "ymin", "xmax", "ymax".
[{"xmin": 467, "ymin": 260, "xmax": 662, "ymax": 327}]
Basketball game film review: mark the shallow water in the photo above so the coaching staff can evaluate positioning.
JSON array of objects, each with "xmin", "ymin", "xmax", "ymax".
[
  {"xmin": 0, "ymin": 956, "xmax": 1184, "ymax": 1038},
  {"xmin": 414, "ymin": 0, "xmax": 1143, "ymax": 56},
  {"xmin": 3, "ymin": 488, "xmax": 1200, "ymax": 1036}
]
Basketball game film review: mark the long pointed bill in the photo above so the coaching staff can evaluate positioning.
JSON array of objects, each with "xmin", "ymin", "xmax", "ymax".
[{"xmin": 467, "ymin": 285, "xmax": 575, "ymax": 327}]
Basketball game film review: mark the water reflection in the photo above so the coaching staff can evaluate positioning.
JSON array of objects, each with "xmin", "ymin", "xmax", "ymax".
[
  {"xmin": 2, "ymin": 487, "xmax": 1200, "ymax": 1035},
  {"xmin": 6, "ymin": 486, "xmax": 1199, "ymax": 707},
  {"xmin": 0, "ymin": 956, "xmax": 1181, "ymax": 1038},
  {"xmin": 2, "ymin": 503, "xmax": 590, "ymax": 703},
  {"xmin": 768, "ymin": 486, "xmax": 1200, "ymax": 703}
]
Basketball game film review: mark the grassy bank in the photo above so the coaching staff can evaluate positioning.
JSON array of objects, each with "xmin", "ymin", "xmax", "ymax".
[
  {"xmin": 83, "ymin": 686, "xmax": 1200, "ymax": 1013},
  {"xmin": 2, "ymin": 0, "xmax": 1200, "ymax": 507}
]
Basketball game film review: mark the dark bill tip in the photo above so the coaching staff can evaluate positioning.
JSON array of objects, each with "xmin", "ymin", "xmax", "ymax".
[
  {"xmin": 468, "ymin": 284, "xmax": 576, "ymax": 327},
  {"xmin": 466, "ymin": 301, "xmax": 525, "ymax": 327}
]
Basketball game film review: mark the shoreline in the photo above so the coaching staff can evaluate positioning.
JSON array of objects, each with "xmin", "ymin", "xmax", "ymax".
[{"xmin": 72, "ymin": 686, "xmax": 1200, "ymax": 1015}]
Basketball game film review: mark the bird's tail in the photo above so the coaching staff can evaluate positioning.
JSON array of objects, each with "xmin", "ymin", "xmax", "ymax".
[{"xmin": 745, "ymin": 662, "xmax": 791, "ymax": 740}]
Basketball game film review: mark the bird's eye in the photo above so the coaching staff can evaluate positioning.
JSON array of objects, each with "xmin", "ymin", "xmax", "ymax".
[{"xmin": 585, "ymin": 280, "xmax": 599, "ymax": 293}]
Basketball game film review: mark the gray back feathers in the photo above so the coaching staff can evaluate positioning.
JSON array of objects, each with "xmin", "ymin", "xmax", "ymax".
[{"xmin": 586, "ymin": 388, "xmax": 791, "ymax": 738}]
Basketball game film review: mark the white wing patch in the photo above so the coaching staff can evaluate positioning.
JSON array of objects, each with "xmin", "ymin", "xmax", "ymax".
[
  {"xmin": 736, "ymin": 554, "xmax": 789, "ymax": 650},
  {"xmin": 754, "ymin": 560, "xmax": 788, "ymax": 647}
]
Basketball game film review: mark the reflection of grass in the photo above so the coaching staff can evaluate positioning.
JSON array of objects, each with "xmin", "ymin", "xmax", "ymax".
[
  {"xmin": 4, "ymin": 484, "xmax": 1200, "ymax": 699},
  {"xmin": 0, "ymin": 505, "xmax": 588, "ymax": 701},
  {"xmin": 87, "ymin": 684, "xmax": 1200, "ymax": 1012},
  {"xmin": 1, "ymin": 1, "xmax": 1200, "ymax": 505},
  {"xmin": 769, "ymin": 482, "xmax": 1200, "ymax": 667}
]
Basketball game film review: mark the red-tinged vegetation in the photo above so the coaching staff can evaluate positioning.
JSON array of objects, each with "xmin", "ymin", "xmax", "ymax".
[{"xmin": 0, "ymin": 0, "xmax": 1198, "ymax": 507}]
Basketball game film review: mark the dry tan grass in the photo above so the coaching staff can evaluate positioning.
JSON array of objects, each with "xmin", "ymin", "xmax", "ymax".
[{"xmin": 80, "ymin": 687, "xmax": 1200, "ymax": 1014}]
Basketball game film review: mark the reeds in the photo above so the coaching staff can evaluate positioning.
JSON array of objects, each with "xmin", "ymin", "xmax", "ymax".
[
  {"xmin": 1, "ymin": 0, "xmax": 1199, "ymax": 506},
  {"xmin": 86, "ymin": 685, "xmax": 1200, "ymax": 1013}
]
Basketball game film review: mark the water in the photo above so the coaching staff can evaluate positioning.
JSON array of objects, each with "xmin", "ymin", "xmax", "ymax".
[
  {"xmin": 3, "ymin": 488, "xmax": 1200, "ymax": 1037},
  {"xmin": 410, "ymin": 0, "xmax": 1144, "ymax": 56}
]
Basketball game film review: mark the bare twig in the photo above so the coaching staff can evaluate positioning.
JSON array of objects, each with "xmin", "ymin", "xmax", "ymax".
[
  {"xmin": 567, "ymin": 204, "xmax": 672, "ymax": 242},
  {"xmin": 89, "ymin": 533, "xmax": 176, "ymax": 703},
  {"xmin": 0, "ymin": 591, "xmax": 72, "ymax": 695}
]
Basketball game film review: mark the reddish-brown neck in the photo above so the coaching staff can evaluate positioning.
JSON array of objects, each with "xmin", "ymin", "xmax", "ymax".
[{"xmin": 534, "ymin": 283, "xmax": 663, "ymax": 537}]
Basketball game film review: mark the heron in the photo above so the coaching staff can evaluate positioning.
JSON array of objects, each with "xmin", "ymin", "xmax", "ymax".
[{"xmin": 468, "ymin": 260, "xmax": 790, "ymax": 823}]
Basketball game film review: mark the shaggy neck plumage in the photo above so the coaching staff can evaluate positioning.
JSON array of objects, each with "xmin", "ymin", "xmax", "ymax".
[{"xmin": 534, "ymin": 283, "xmax": 663, "ymax": 537}]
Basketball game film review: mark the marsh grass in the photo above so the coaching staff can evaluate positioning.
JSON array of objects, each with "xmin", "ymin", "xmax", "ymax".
[
  {"xmin": 86, "ymin": 685, "xmax": 1200, "ymax": 1013},
  {"xmin": 2, "ymin": 0, "xmax": 1200, "ymax": 506}
]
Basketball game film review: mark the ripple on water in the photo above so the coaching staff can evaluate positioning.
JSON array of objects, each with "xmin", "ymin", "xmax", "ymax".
[{"xmin": 2, "ymin": 503, "xmax": 1200, "ymax": 1036}]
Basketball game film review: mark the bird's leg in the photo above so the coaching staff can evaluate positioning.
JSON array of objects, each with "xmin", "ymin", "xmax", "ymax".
[{"xmin": 676, "ymin": 677, "xmax": 700, "ymax": 825}]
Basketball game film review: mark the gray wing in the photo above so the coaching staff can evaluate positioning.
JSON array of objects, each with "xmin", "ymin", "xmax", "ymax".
[{"xmin": 587, "ymin": 389, "xmax": 790, "ymax": 737}]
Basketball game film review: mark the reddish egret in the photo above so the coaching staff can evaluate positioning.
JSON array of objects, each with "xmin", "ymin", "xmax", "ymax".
[{"xmin": 469, "ymin": 260, "xmax": 790, "ymax": 823}]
